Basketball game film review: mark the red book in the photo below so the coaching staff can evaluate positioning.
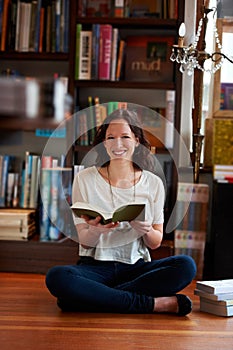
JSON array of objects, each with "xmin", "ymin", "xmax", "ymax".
[{"xmin": 98, "ymin": 24, "xmax": 112, "ymax": 80}]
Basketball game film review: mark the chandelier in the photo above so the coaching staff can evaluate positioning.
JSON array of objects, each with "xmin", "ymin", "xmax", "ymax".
[{"xmin": 170, "ymin": 7, "xmax": 233, "ymax": 76}]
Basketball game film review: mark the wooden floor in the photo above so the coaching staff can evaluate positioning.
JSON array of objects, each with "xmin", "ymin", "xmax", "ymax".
[{"xmin": 1, "ymin": 273, "xmax": 233, "ymax": 350}]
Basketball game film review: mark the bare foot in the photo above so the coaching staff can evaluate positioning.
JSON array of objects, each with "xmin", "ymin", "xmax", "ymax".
[{"xmin": 153, "ymin": 296, "xmax": 178, "ymax": 313}]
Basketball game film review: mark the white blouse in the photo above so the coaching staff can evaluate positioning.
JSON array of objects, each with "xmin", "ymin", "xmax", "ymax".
[{"xmin": 72, "ymin": 166, "xmax": 165, "ymax": 264}]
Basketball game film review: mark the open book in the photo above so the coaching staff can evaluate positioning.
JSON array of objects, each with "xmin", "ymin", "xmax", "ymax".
[{"xmin": 71, "ymin": 202, "xmax": 145, "ymax": 225}]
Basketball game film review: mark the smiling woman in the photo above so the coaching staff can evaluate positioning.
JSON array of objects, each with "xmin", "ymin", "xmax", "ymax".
[{"xmin": 45, "ymin": 108, "xmax": 196, "ymax": 316}]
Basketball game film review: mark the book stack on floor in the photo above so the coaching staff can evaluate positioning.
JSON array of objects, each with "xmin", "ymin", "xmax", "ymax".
[{"xmin": 195, "ymin": 279, "xmax": 233, "ymax": 317}]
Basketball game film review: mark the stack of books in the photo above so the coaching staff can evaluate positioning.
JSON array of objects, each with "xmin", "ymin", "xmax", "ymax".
[
  {"xmin": 0, "ymin": 208, "xmax": 36, "ymax": 240},
  {"xmin": 195, "ymin": 279, "xmax": 233, "ymax": 317}
]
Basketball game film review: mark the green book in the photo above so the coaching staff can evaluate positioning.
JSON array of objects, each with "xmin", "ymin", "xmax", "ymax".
[{"xmin": 71, "ymin": 202, "xmax": 145, "ymax": 225}]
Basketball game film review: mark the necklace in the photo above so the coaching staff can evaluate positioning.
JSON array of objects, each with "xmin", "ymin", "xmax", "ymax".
[{"xmin": 107, "ymin": 165, "xmax": 136, "ymax": 207}]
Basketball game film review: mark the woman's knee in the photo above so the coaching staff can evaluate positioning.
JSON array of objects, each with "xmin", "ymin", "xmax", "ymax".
[
  {"xmin": 45, "ymin": 266, "xmax": 66, "ymax": 295},
  {"xmin": 177, "ymin": 255, "xmax": 197, "ymax": 280}
]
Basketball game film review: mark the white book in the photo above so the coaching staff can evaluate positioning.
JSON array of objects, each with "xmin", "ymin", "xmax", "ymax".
[
  {"xmin": 194, "ymin": 288, "xmax": 233, "ymax": 301},
  {"xmin": 79, "ymin": 31, "xmax": 92, "ymax": 80},
  {"xmin": 196, "ymin": 279, "xmax": 233, "ymax": 294},
  {"xmin": 200, "ymin": 299, "xmax": 233, "ymax": 317},
  {"xmin": 164, "ymin": 90, "xmax": 175, "ymax": 149},
  {"xmin": 110, "ymin": 28, "xmax": 119, "ymax": 81}
]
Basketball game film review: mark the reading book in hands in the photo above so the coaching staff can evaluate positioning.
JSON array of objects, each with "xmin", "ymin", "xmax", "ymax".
[{"xmin": 71, "ymin": 202, "xmax": 145, "ymax": 224}]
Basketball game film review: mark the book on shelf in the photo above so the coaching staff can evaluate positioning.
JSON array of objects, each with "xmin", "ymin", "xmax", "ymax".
[
  {"xmin": 98, "ymin": 24, "xmax": 112, "ymax": 80},
  {"xmin": 164, "ymin": 90, "xmax": 175, "ymax": 149},
  {"xmin": 0, "ymin": 154, "xmax": 16, "ymax": 207},
  {"xmin": 213, "ymin": 164, "xmax": 233, "ymax": 181},
  {"xmin": 79, "ymin": 30, "xmax": 92, "ymax": 80},
  {"xmin": 39, "ymin": 166, "xmax": 73, "ymax": 241},
  {"xmin": 114, "ymin": 0, "xmax": 124, "ymax": 17},
  {"xmin": 71, "ymin": 202, "xmax": 146, "ymax": 225},
  {"xmin": 212, "ymin": 118, "xmax": 233, "ymax": 165},
  {"xmin": 110, "ymin": 27, "xmax": 119, "ymax": 81},
  {"xmin": 174, "ymin": 182, "xmax": 209, "ymax": 279},
  {"xmin": 91, "ymin": 23, "xmax": 100, "ymax": 80},
  {"xmin": 124, "ymin": 35, "xmax": 175, "ymax": 82},
  {"xmin": 75, "ymin": 23, "xmax": 82, "ymax": 80},
  {"xmin": 196, "ymin": 279, "xmax": 233, "ymax": 294},
  {"xmin": 220, "ymin": 83, "xmax": 233, "ymax": 110},
  {"xmin": 0, "ymin": 0, "xmax": 10, "ymax": 51},
  {"xmin": 199, "ymin": 298, "xmax": 233, "ymax": 317},
  {"xmin": 115, "ymin": 39, "xmax": 126, "ymax": 81}
]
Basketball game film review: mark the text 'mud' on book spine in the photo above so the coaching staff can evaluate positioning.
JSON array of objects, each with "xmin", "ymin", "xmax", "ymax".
[{"xmin": 124, "ymin": 35, "xmax": 175, "ymax": 83}]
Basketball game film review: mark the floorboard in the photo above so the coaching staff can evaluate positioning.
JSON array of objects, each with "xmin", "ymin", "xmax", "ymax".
[{"xmin": 1, "ymin": 272, "xmax": 233, "ymax": 350}]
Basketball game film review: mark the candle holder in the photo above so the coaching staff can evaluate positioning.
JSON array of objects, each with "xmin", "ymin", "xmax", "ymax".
[
  {"xmin": 170, "ymin": 8, "xmax": 231, "ymax": 76},
  {"xmin": 170, "ymin": 6, "xmax": 233, "ymax": 183}
]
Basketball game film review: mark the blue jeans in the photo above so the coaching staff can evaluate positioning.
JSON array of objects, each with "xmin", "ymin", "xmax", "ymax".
[{"xmin": 45, "ymin": 255, "xmax": 196, "ymax": 314}]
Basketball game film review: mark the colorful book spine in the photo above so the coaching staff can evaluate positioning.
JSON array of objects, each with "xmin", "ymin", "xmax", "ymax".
[
  {"xmin": 91, "ymin": 23, "xmax": 100, "ymax": 80},
  {"xmin": 110, "ymin": 27, "xmax": 119, "ymax": 81},
  {"xmin": 164, "ymin": 90, "xmax": 175, "ymax": 149},
  {"xmin": 74, "ymin": 23, "xmax": 82, "ymax": 80},
  {"xmin": 55, "ymin": 0, "xmax": 61, "ymax": 52},
  {"xmin": 114, "ymin": 0, "xmax": 124, "ymax": 17},
  {"xmin": 79, "ymin": 30, "xmax": 92, "ymax": 80},
  {"xmin": 115, "ymin": 39, "xmax": 125, "ymax": 81},
  {"xmin": 174, "ymin": 182, "xmax": 210, "ymax": 279},
  {"xmin": 98, "ymin": 24, "xmax": 112, "ymax": 80},
  {"xmin": 0, "ymin": 0, "xmax": 10, "ymax": 51}
]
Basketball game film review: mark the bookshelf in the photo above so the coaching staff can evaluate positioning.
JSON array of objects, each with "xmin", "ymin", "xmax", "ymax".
[{"xmin": 0, "ymin": 0, "xmax": 184, "ymax": 273}]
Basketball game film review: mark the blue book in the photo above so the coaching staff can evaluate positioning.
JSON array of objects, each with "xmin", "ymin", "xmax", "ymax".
[
  {"xmin": 91, "ymin": 23, "xmax": 100, "ymax": 80},
  {"xmin": 63, "ymin": 0, "xmax": 69, "ymax": 52},
  {"xmin": 55, "ymin": 0, "xmax": 61, "ymax": 52},
  {"xmin": 34, "ymin": 0, "xmax": 42, "ymax": 52},
  {"xmin": 0, "ymin": 155, "xmax": 11, "ymax": 207}
]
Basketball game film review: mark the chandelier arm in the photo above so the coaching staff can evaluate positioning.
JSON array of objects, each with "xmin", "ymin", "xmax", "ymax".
[{"xmin": 211, "ymin": 52, "xmax": 233, "ymax": 64}]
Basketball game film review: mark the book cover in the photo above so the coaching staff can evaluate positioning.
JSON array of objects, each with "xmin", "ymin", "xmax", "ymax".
[
  {"xmin": 220, "ymin": 83, "xmax": 233, "ymax": 110},
  {"xmin": 71, "ymin": 202, "xmax": 146, "ymax": 225},
  {"xmin": 79, "ymin": 30, "xmax": 92, "ymax": 80},
  {"xmin": 196, "ymin": 279, "xmax": 233, "ymax": 294},
  {"xmin": 115, "ymin": 39, "xmax": 125, "ymax": 81},
  {"xmin": 212, "ymin": 118, "xmax": 233, "ymax": 165},
  {"xmin": 194, "ymin": 288, "xmax": 233, "ymax": 301},
  {"xmin": 124, "ymin": 35, "xmax": 175, "ymax": 82},
  {"xmin": 74, "ymin": 23, "xmax": 82, "ymax": 80},
  {"xmin": 0, "ymin": 0, "xmax": 10, "ymax": 51},
  {"xmin": 110, "ymin": 27, "xmax": 119, "ymax": 81},
  {"xmin": 164, "ymin": 90, "xmax": 175, "ymax": 149},
  {"xmin": 114, "ymin": 0, "xmax": 124, "ymax": 17},
  {"xmin": 200, "ymin": 299, "xmax": 233, "ymax": 317},
  {"xmin": 98, "ymin": 24, "xmax": 112, "ymax": 80},
  {"xmin": 91, "ymin": 23, "xmax": 100, "ymax": 80}
]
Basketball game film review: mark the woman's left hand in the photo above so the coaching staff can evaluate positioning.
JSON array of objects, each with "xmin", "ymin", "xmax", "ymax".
[{"xmin": 129, "ymin": 220, "xmax": 152, "ymax": 235}]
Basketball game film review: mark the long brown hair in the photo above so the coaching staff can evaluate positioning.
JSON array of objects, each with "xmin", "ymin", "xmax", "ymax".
[{"xmin": 93, "ymin": 109, "xmax": 156, "ymax": 172}]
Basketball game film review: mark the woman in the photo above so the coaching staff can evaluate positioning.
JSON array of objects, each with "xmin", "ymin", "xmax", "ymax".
[{"xmin": 46, "ymin": 108, "xmax": 196, "ymax": 315}]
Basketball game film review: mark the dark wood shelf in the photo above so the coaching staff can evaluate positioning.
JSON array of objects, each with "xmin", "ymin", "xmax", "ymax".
[
  {"xmin": 0, "ymin": 238, "xmax": 173, "ymax": 274},
  {"xmin": 0, "ymin": 238, "xmax": 79, "ymax": 274},
  {"xmin": 76, "ymin": 17, "xmax": 178, "ymax": 29},
  {"xmin": 0, "ymin": 52, "xmax": 69, "ymax": 61},
  {"xmin": 0, "ymin": 117, "xmax": 61, "ymax": 131},
  {"xmin": 74, "ymin": 80, "xmax": 175, "ymax": 90}
]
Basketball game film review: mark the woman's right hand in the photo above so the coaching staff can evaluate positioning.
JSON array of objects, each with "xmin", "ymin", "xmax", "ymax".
[{"xmin": 81, "ymin": 215, "xmax": 119, "ymax": 234}]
